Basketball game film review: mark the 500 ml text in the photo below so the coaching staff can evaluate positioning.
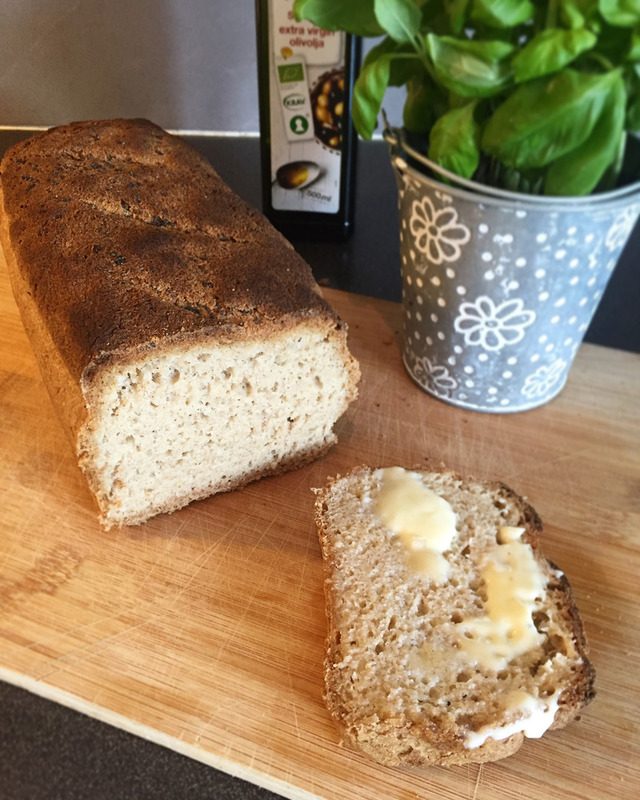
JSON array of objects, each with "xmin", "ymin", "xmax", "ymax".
[{"xmin": 304, "ymin": 188, "xmax": 332, "ymax": 202}]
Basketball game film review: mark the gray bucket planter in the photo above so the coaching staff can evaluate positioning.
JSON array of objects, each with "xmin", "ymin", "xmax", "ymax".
[{"xmin": 385, "ymin": 126, "xmax": 640, "ymax": 413}]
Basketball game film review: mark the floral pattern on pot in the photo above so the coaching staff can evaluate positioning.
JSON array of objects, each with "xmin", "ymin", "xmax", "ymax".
[
  {"xmin": 454, "ymin": 296, "xmax": 536, "ymax": 351},
  {"xmin": 409, "ymin": 196, "xmax": 471, "ymax": 266},
  {"xmin": 522, "ymin": 359, "xmax": 568, "ymax": 400},
  {"xmin": 412, "ymin": 355, "xmax": 458, "ymax": 397},
  {"xmin": 393, "ymin": 156, "xmax": 640, "ymax": 412},
  {"xmin": 605, "ymin": 206, "xmax": 638, "ymax": 251}
]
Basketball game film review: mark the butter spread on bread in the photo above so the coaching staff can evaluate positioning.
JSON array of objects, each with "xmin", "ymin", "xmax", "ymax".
[{"xmin": 314, "ymin": 466, "xmax": 595, "ymax": 766}]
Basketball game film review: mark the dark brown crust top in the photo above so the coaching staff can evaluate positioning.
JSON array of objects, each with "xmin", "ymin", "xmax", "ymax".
[{"xmin": 0, "ymin": 118, "xmax": 342, "ymax": 383}]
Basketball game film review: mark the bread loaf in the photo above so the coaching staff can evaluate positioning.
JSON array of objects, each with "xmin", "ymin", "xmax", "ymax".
[
  {"xmin": 314, "ymin": 466, "xmax": 595, "ymax": 766},
  {"xmin": 0, "ymin": 119, "xmax": 359, "ymax": 528}
]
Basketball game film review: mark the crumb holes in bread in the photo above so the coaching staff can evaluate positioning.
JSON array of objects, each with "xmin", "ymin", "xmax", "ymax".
[
  {"xmin": 533, "ymin": 611, "xmax": 549, "ymax": 630},
  {"xmin": 545, "ymin": 633, "xmax": 568, "ymax": 656},
  {"xmin": 429, "ymin": 686, "xmax": 445, "ymax": 701},
  {"xmin": 468, "ymin": 578, "xmax": 487, "ymax": 605}
]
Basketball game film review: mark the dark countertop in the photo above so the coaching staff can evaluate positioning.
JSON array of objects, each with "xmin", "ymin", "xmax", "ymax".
[{"xmin": 1, "ymin": 130, "xmax": 638, "ymax": 800}]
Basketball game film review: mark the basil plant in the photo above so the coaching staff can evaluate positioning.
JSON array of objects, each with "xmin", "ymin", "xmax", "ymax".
[{"xmin": 293, "ymin": 0, "xmax": 640, "ymax": 196}]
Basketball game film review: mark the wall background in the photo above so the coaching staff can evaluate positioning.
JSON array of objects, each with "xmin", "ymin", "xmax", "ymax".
[{"xmin": 0, "ymin": 0, "xmax": 402, "ymax": 133}]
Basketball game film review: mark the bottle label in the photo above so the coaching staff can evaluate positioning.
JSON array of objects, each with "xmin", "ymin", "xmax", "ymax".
[{"xmin": 267, "ymin": 1, "xmax": 347, "ymax": 214}]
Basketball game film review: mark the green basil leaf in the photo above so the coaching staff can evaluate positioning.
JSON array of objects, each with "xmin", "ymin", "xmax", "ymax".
[
  {"xmin": 617, "ymin": 126, "xmax": 640, "ymax": 185},
  {"xmin": 599, "ymin": 0, "xmax": 640, "ymax": 27},
  {"xmin": 360, "ymin": 36, "xmax": 398, "ymax": 69},
  {"xmin": 482, "ymin": 69, "xmax": 620, "ymax": 169},
  {"xmin": 293, "ymin": 0, "xmax": 385, "ymax": 36},
  {"xmin": 357, "ymin": 38, "xmax": 423, "ymax": 139},
  {"xmin": 403, "ymin": 74, "xmax": 438, "ymax": 132},
  {"xmin": 470, "ymin": 0, "xmax": 535, "ymax": 28},
  {"xmin": 352, "ymin": 55, "xmax": 393, "ymax": 139},
  {"xmin": 595, "ymin": 19, "xmax": 634, "ymax": 63},
  {"xmin": 362, "ymin": 36, "xmax": 398, "ymax": 69},
  {"xmin": 625, "ymin": 63, "xmax": 640, "ymax": 129},
  {"xmin": 428, "ymin": 102, "xmax": 480, "ymax": 178},
  {"xmin": 362, "ymin": 36, "xmax": 420, "ymax": 84},
  {"xmin": 426, "ymin": 34, "xmax": 515, "ymax": 97},
  {"xmin": 513, "ymin": 28, "xmax": 597, "ymax": 82},
  {"xmin": 373, "ymin": 0, "xmax": 422, "ymax": 44},
  {"xmin": 628, "ymin": 31, "xmax": 640, "ymax": 60},
  {"xmin": 475, "ymin": 158, "xmax": 546, "ymax": 194},
  {"xmin": 545, "ymin": 74, "xmax": 627, "ymax": 194},
  {"xmin": 420, "ymin": 0, "xmax": 454, "ymax": 35},
  {"xmin": 559, "ymin": 0, "xmax": 601, "ymax": 28},
  {"xmin": 402, "ymin": 70, "xmax": 449, "ymax": 133},
  {"xmin": 390, "ymin": 54, "xmax": 428, "ymax": 86},
  {"xmin": 601, "ymin": 133, "xmax": 628, "ymax": 190},
  {"xmin": 560, "ymin": 0, "xmax": 586, "ymax": 27},
  {"xmin": 448, "ymin": 0, "xmax": 473, "ymax": 34}
]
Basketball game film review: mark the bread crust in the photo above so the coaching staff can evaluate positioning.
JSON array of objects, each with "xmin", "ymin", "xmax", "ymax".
[
  {"xmin": 0, "ymin": 119, "xmax": 344, "ymax": 389},
  {"xmin": 314, "ymin": 465, "xmax": 595, "ymax": 767},
  {"xmin": 1, "ymin": 120, "xmax": 360, "ymax": 526}
]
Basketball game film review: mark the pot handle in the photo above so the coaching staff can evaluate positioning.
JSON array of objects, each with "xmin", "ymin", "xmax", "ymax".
[
  {"xmin": 381, "ymin": 110, "xmax": 401, "ymax": 153},
  {"xmin": 381, "ymin": 111, "xmax": 409, "ymax": 181}
]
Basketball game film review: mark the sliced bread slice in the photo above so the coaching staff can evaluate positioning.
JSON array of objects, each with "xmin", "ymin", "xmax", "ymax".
[{"xmin": 314, "ymin": 465, "xmax": 595, "ymax": 766}]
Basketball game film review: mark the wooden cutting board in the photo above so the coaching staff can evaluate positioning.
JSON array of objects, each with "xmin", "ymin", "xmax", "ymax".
[{"xmin": 1, "ymin": 255, "xmax": 639, "ymax": 800}]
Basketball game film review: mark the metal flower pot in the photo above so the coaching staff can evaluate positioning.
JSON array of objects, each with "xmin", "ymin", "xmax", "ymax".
[{"xmin": 385, "ymin": 126, "xmax": 640, "ymax": 413}]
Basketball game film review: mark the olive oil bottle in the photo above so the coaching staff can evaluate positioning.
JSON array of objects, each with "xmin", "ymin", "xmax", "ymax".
[{"xmin": 255, "ymin": 0, "xmax": 360, "ymax": 241}]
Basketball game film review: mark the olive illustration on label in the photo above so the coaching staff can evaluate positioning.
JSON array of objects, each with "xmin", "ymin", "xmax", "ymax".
[
  {"xmin": 275, "ymin": 161, "xmax": 323, "ymax": 190},
  {"xmin": 310, "ymin": 69, "xmax": 345, "ymax": 151}
]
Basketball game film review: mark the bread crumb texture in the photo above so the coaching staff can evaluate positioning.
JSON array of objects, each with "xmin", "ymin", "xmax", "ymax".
[
  {"xmin": 314, "ymin": 467, "xmax": 595, "ymax": 767},
  {"xmin": 82, "ymin": 329, "xmax": 355, "ymax": 526},
  {"xmin": 0, "ymin": 119, "xmax": 359, "ymax": 526}
]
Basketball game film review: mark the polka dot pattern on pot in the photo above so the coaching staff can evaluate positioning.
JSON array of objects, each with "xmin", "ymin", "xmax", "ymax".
[{"xmin": 393, "ymin": 157, "xmax": 640, "ymax": 412}]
